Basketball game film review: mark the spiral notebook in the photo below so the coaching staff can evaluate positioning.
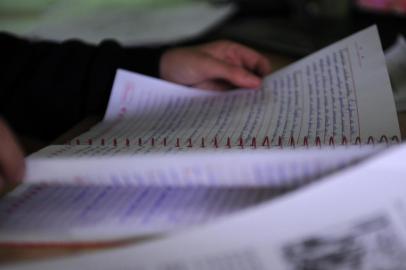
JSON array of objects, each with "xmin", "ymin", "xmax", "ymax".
[
  {"xmin": 71, "ymin": 26, "xmax": 399, "ymax": 149},
  {"xmin": 10, "ymin": 145, "xmax": 406, "ymax": 270},
  {"xmin": 24, "ymin": 25, "xmax": 400, "ymax": 183},
  {"xmin": 0, "ymin": 25, "xmax": 401, "ymax": 244}
]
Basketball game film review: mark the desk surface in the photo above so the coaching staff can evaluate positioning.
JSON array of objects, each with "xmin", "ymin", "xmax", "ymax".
[{"xmin": 1, "ymin": 52, "xmax": 405, "ymax": 267}]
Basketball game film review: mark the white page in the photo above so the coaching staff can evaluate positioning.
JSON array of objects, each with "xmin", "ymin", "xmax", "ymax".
[
  {"xmin": 103, "ymin": 70, "xmax": 215, "ymax": 121},
  {"xmin": 74, "ymin": 70, "xmax": 216, "ymax": 148},
  {"xmin": 73, "ymin": 26, "xmax": 400, "ymax": 149},
  {"xmin": 260, "ymin": 25, "xmax": 399, "ymax": 145},
  {"xmin": 12, "ymin": 144, "xmax": 406, "ymax": 270},
  {"xmin": 25, "ymin": 145, "xmax": 379, "ymax": 187},
  {"xmin": 0, "ymin": 185, "xmax": 272, "ymax": 243},
  {"xmin": 10, "ymin": 145, "xmax": 380, "ymax": 244}
]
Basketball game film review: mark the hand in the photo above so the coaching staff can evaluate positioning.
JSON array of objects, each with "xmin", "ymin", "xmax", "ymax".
[
  {"xmin": 0, "ymin": 118, "xmax": 25, "ymax": 191},
  {"xmin": 160, "ymin": 40, "xmax": 271, "ymax": 91}
]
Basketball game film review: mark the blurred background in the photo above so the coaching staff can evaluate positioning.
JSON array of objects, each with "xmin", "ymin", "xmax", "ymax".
[{"xmin": 0, "ymin": 0, "xmax": 405, "ymax": 57}]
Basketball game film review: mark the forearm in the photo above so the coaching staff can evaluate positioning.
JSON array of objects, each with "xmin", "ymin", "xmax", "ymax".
[{"xmin": 0, "ymin": 33, "xmax": 165, "ymax": 141}]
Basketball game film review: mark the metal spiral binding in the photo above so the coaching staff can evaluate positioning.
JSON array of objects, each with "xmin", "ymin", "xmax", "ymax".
[{"xmin": 71, "ymin": 135, "xmax": 400, "ymax": 148}]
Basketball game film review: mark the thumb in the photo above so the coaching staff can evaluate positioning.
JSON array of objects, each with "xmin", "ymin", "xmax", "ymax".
[
  {"xmin": 202, "ymin": 58, "xmax": 262, "ymax": 89},
  {"xmin": 0, "ymin": 118, "xmax": 25, "ymax": 185}
]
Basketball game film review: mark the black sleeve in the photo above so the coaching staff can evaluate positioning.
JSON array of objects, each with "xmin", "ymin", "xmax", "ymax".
[{"xmin": 0, "ymin": 32, "xmax": 166, "ymax": 141}]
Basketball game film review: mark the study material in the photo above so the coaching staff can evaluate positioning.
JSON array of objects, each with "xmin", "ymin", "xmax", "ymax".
[
  {"xmin": 0, "ymin": 25, "xmax": 401, "ymax": 245},
  {"xmin": 1, "ymin": 147, "xmax": 380, "ymax": 244},
  {"xmin": 8, "ymin": 142, "xmax": 406, "ymax": 270},
  {"xmin": 69, "ymin": 25, "xmax": 400, "ymax": 149},
  {"xmin": 22, "ymin": 25, "xmax": 400, "ymax": 186}
]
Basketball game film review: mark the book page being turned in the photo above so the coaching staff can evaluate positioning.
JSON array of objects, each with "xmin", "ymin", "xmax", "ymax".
[
  {"xmin": 0, "ymin": 185, "xmax": 273, "ymax": 244},
  {"xmin": 11, "ymin": 145, "xmax": 406, "ymax": 269},
  {"xmin": 26, "ymin": 145, "xmax": 379, "ymax": 186},
  {"xmin": 73, "ymin": 26, "xmax": 399, "ymax": 149}
]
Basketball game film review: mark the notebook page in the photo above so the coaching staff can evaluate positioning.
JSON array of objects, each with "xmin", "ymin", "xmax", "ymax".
[
  {"xmin": 13, "ymin": 144, "xmax": 406, "ymax": 269},
  {"xmin": 25, "ymin": 145, "xmax": 379, "ymax": 186},
  {"xmin": 73, "ymin": 25, "xmax": 399, "ymax": 149},
  {"xmin": 103, "ymin": 70, "xmax": 215, "ymax": 121},
  {"xmin": 0, "ymin": 186, "xmax": 272, "ymax": 243},
  {"xmin": 259, "ymin": 25, "xmax": 399, "ymax": 144},
  {"xmin": 73, "ymin": 70, "xmax": 215, "ymax": 146}
]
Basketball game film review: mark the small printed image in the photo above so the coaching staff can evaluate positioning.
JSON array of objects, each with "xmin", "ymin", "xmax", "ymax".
[{"xmin": 282, "ymin": 215, "xmax": 406, "ymax": 270}]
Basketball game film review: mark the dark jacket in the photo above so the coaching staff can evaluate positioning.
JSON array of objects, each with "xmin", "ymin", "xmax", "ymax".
[{"xmin": 0, "ymin": 33, "xmax": 164, "ymax": 141}]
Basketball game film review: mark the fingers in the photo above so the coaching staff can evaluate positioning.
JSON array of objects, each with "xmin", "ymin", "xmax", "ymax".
[
  {"xmin": 159, "ymin": 40, "xmax": 272, "ymax": 90},
  {"xmin": 228, "ymin": 43, "xmax": 272, "ymax": 76},
  {"xmin": 194, "ymin": 79, "xmax": 235, "ymax": 91},
  {"xmin": 0, "ymin": 118, "xmax": 25, "ymax": 188},
  {"xmin": 201, "ymin": 57, "xmax": 262, "ymax": 89},
  {"xmin": 200, "ymin": 40, "xmax": 272, "ymax": 76}
]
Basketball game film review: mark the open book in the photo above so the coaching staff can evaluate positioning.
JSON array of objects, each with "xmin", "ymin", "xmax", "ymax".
[
  {"xmin": 0, "ymin": 25, "xmax": 401, "ymax": 244},
  {"xmin": 10, "ymin": 143, "xmax": 406, "ymax": 270}
]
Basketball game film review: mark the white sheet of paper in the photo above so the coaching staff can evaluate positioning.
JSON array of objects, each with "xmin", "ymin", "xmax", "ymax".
[
  {"xmin": 73, "ymin": 26, "xmax": 400, "ymax": 149},
  {"xmin": 0, "ymin": 185, "xmax": 273, "ymax": 243},
  {"xmin": 26, "ymin": 146, "xmax": 379, "ymax": 186},
  {"xmin": 11, "ymin": 144, "xmax": 406, "ymax": 269},
  {"xmin": 11, "ymin": 145, "xmax": 380, "ymax": 244}
]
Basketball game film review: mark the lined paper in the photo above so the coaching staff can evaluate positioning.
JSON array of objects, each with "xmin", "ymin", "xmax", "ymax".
[
  {"xmin": 0, "ymin": 185, "xmax": 273, "ymax": 243},
  {"xmin": 26, "ymin": 146, "xmax": 380, "ymax": 187},
  {"xmin": 9, "ymin": 145, "xmax": 406, "ymax": 270},
  {"xmin": 10, "ymin": 26, "xmax": 400, "ymax": 246},
  {"xmin": 73, "ymin": 26, "xmax": 399, "ymax": 149}
]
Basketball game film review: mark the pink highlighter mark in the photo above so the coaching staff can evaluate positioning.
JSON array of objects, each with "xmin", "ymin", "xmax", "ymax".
[
  {"xmin": 121, "ymin": 81, "xmax": 135, "ymax": 104},
  {"xmin": 118, "ymin": 81, "xmax": 136, "ymax": 119}
]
